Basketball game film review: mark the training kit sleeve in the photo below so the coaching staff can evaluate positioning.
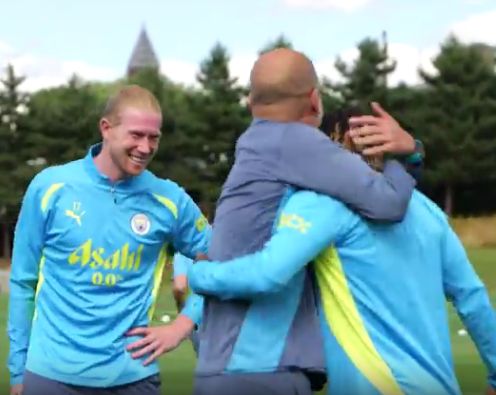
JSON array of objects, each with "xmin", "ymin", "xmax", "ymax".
[
  {"xmin": 7, "ymin": 172, "xmax": 49, "ymax": 386},
  {"xmin": 442, "ymin": 226, "xmax": 496, "ymax": 389},
  {"xmin": 173, "ymin": 253, "xmax": 193, "ymax": 278},
  {"xmin": 172, "ymin": 191, "xmax": 210, "ymax": 259},
  {"xmin": 172, "ymin": 191, "xmax": 211, "ymax": 325},
  {"xmin": 189, "ymin": 190, "xmax": 355, "ymax": 300},
  {"xmin": 280, "ymin": 125, "xmax": 416, "ymax": 222}
]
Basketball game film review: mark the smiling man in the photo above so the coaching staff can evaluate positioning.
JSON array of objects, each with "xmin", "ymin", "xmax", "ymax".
[{"xmin": 7, "ymin": 85, "xmax": 209, "ymax": 395}]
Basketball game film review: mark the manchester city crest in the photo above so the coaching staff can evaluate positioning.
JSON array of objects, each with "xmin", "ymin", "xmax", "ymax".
[{"xmin": 131, "ymin": 213, "xmax": 151, "ymax": 236}]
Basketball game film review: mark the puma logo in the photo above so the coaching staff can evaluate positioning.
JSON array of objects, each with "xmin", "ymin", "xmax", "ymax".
[{"xmin": 65, "ymin": 202, "xmax": 85, "ymax": 226}]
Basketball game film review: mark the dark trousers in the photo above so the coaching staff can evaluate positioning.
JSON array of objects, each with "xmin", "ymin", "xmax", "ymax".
[
  {"xmin": 193, "ymin": 371, "xmax": 313, "ymax": 395},
  {"xmin": 23, "ymin": 370, "xmax": 161, "ymax": 395}
]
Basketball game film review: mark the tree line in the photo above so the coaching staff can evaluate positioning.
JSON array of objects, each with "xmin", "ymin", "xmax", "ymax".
[{"xmin": 1, "ymin": 34, "xmax": 495, "ymax": 257}]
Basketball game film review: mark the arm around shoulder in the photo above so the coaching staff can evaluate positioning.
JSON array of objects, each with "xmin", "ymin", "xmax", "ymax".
[{"xmin": 279, "ymin": 126, "xmax": 415, "ymax": 222}]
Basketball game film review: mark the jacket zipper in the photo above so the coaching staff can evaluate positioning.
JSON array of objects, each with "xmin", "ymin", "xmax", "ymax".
[{"xmin": 110, "ymin": 185, "xmax": 117, "ymax": 204}]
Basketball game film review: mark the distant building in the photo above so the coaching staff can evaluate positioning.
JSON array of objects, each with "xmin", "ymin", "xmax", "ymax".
[{"xmin": 127, "ymin": 27, "xmax": 160, "ymax": 77}]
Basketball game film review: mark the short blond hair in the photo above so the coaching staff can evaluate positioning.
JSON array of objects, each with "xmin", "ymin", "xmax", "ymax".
[{"xmin": 102, "ymin": 85, "xmax": 162, "ymax": 125}]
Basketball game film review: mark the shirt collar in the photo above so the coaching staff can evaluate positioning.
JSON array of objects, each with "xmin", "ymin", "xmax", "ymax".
[{"xmin": 83, "ymin": 143, "xmax": 149, "ymax": 191}]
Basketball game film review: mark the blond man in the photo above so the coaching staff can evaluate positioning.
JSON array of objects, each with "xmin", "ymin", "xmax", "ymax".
[{"xmin": 8, "ymin": 85, "xmax": 209, "ymax": 395}]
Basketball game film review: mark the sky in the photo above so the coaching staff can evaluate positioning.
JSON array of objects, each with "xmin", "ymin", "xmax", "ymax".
[{"xmin": 0, "ymin": 0, "xmax": 495, "ymax": 91}]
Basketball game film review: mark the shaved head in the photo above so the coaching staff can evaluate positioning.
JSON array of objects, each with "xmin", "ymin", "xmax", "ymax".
[{"xmin": 249, "ymin": 48, "xmax": 319, "ymax": 106}]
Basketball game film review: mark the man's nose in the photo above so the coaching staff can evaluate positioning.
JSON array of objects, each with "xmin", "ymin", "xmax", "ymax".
[{"xmin": 136, "ymin": 139, "xmax": 152, "ymax": 155}]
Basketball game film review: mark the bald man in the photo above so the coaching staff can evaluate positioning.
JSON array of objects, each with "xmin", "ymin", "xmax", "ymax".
[{"xmin": 192, "ymin": 49, "xmax": 424, "ymax": 395}]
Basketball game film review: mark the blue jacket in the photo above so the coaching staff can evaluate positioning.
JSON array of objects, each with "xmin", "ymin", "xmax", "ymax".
[
  {"xmin": 8, "ymin": 144, "xmax": 209, "ymax": 387},
  {"xmin": 190, "ymin": 189, "xmax": 496, "ymax": 395},
  {"xmin": 196, "ymin": 119, "xmax": 416, "ymax": 388}
]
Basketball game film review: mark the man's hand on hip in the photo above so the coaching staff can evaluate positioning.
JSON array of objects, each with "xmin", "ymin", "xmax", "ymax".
[
  {"xmin": 126, "ymin": 314, "xmax": 195, "ymax": 365},
  {"xmin": 10, "ymin": 384, "xmax": 23, "ymax": 395}
]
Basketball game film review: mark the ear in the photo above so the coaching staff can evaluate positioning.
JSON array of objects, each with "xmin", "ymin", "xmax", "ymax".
[
  {"xmin": 309, "ymin": 88, "xmax": 320, "ymax": 114},
  {"xmin": 343, "ymin": 131, "xmax": 356, "ymax": 152},
  {"xmin": 246, "ymin": 93, "xmax": 252, "ymax": 109},
  {"xmin": 99, "ymin": 118, "xmax": 112, "ymax": 139}
]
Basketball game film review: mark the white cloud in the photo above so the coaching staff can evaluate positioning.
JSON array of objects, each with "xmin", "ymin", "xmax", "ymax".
[
  {"xmin": 297, "ymin": 10, "xmax": 495, "ymax": 87},
  {"xmin": 1, "ymin": 8, "xmax": 495, "ymax": 93},
  {"xmin": 61, "ymin": 61, "xmax": 117, "ymax": 81},
  {"xmin": 161, "ymin": 59, "xmax": 198, "ymax": 86},
  {"xmin": 0, "ymin": 43, "xmax": 119, "ymax": 92},
  {"xmin": 160, "ymin": 54, "xmax": 257, "ymax": 88},
  {"xmin": 315, "ymin": 47, "xmax": 359, "ymax": 82},
  {"xmin": 450, "ymin": 9, "xmax": 496, "ymax": 45},
  {"xmin": 0, "ymin": 38, "xmax": 431, "ymax": 90},
  {"xmin": 0, "ymin": 43, "xmax": 436, "ymax": 91},
  {"xmin": 229, "ymin": 54, "xmax": 257, "ymax": 85},
  {"xmin": 315, "ymin": 44, "xmax": 438, "ymax": 87},
  {"xmin": 2, "ymin": 43, "xmax": 436, "ymax": 92},
  {"xmin": 387, "ymin": 44, "xmax": 437, "ymax": 85},
  {"xmin": 0, "ymin": 40, "xmax": 11, "ymax": 54},
  {"xmin": 282, "ymin": 0, "xmax": 372, "ymax": 12},
  {"xmin": 17, "ymin": 60, "xmax": 118, "ymax": 92}
]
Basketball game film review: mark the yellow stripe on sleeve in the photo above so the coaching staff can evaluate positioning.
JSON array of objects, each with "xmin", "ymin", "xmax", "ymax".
[
  {"xmin": 153, "ymin": 194, "xmax": 178, "ymax": 219},
  {"xmin": 33, "ymin": 255, "xmax": 46, "ymax": 321},
  {"xmin": 40, "ymin": 183, "xmax": 64, "ymax": 213}
]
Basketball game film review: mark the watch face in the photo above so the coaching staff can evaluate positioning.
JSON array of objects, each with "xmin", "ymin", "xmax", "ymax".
[{"xmin": 416, "ymin": 140, "xmax": 426, "ymax": 157}]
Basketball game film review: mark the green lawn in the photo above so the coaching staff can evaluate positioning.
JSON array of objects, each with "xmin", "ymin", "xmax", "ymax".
[
  {"xmin": 0, "ymin": 248, "xmax": 495, "ymax": 394},
  {"xmin": 447, "ymin": 248, "xmax": 496, "ymax": 395}
]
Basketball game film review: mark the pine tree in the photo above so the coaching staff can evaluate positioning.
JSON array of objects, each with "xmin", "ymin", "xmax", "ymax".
[
  {"xmin": 259, "ymin": 35, "xmax": 294, "ymax": 54},
  {"xmin": 419, "ymin": 36, "xmax": 496, "ymax": 214},
  {"xmin": 0, "ymin": 64, "xmax": 30, "ymax": 258},
  {"xmin": 182, "ymin": 43, "xmax": 249, "ymax": 201},
  {"xmin": 23, "ymin": 75, "xmax": 103, "ymax": 167},
  {"xmin": 334, "ymin": 36, "xmax": 396, "ymax": 110}
]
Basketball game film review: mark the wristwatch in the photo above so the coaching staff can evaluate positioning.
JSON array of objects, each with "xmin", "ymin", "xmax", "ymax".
[{"xmin": 405, "ymin": 139, "xmax": 425, "ymax": 165}]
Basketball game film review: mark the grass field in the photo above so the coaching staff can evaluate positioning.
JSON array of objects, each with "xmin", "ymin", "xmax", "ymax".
[{"xmin": 0, "ymin": 248, "xmax": 495, "ymax": 394}]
